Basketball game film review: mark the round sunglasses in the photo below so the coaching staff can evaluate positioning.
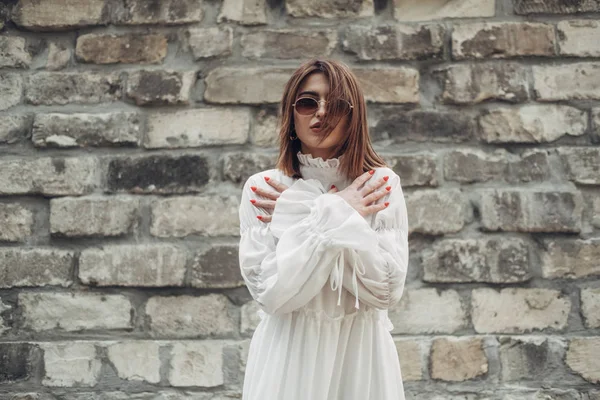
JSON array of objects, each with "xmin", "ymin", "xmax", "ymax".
[{"xmin": 292, "ymin": 97, "xmax": 353, "ymax": 116}]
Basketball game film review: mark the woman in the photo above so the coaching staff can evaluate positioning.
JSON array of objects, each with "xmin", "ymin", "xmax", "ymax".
[{"xmin": 238, "ymin": 58, "xmax": 409, "ymax": 399}]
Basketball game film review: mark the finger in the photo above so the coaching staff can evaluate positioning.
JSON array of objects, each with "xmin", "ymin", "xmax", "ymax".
[
  {"xmin": 264, "ymin": 176, "xmax": 288, "ymax": 193},
  {"xmin": 250, "ymin": 199, "xmax": 276, "ymax": 211},
  {"xmin": 363, "ymin": 201, "xmax": 389, "ymax": 216},
  {"xmin": 351, "ymin": 170, "xmax": 375, "ymax": 189},
  {"xmin": 251, "ymin": 186, "xmax": 280, "ymax": 200},
  {"xmin": 360, "ymin": 175, "xmax": 389, "ymax": 197},
  {"xmin": 257, "ymin": 215, "xmax": 272, "ymax": 223},
  {"xmin": 363, "ymin": 185, "xmax": 392, "ymax": 205},
  {"xmin": 328, "ymin": 184, "xmax": 338, "ymax": 194}
]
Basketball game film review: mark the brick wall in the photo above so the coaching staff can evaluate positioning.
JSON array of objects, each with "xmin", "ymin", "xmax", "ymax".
[{"xmin": 0, "ymin": 0, "xmax": 599, "ymax": 398}]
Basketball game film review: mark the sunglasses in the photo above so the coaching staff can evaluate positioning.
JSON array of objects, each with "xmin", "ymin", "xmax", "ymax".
[{"xmin": 292, "ymin": 97, "xmax": 353, "ymax": 116}]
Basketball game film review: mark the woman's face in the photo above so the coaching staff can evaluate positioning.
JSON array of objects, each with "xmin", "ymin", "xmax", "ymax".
[{"xmin": 293, "ymin": 72, "xmax": 350, "ymax": 160}]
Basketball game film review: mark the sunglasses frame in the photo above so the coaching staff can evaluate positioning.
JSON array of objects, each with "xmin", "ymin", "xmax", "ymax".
[{"xmin": 292, "ymin": 97, "xmax": 354, "ymax": 116}]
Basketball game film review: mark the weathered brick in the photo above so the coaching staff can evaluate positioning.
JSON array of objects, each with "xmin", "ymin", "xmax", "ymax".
[
  {"xmin": 186, "ymin": 27, "xmax": 233, "ymax": 59},
  {"xmin": 251, "ymin": 109, "xmax": 279, "ymax": 147},
  {"xmin": 499, "ymin": 336, "xmax": 565, "ymax": 381},
  {"xmin": 242, "ymin": 29, "xmax": 336, "ymax": 59},
  {"xmin": 565, "ymin": 338, "xmax": 600, "ymax": 384},
  {"xmin": 514, "ymin": 0, "xmax": 600, "ymax": 14},
  {"xmin": 145, "ymin": 108, "xmax": 249, "ymax": 149},
  {"xmin": 444, "ymin": 149, "xmax": 507, "ymax": 183},
  {"xmin": 0, "ymin": 299, "xmax": 11, "ymax": 336},
  {"xmin": 12, "ymin": 0, "xmax": 109, "ymax": 30},
  {"xmin": 0, "ymin": 248, "xmax": 73, "ymax": 288},
  {"xmin": 431, "ymin": 337, "xmax": 488, "ymax": 381},
  {"xmin": 20, "ymin": 292, "xmax": 132, "ymax": 332},
  {"xmin": 423, "ymin": 237, "xmax": 531, "ymax": 283},
  {"xmin": 79, "ymin": 244, "xmax": 187, "ymax": 287},
  {"xmin": 558, "ymin": 20, "xmax": 600, "ymax": 57},
  {"xmin": 394, "ymin": 339, "xmax": 423, "ymax": 381},
  {"xmin": 0, "ymin": 157, "xmax": 97, "ymax": 196},
  {"xmin": 438, "ymin": 63, "xmax": 529, "ymax": 104},
  {"xmin": 106, "ymin": 154, "xmax": 210, "ymax": 194},
  {"xmin": 355, "ymin": 67, "xmax": 419, "ymax": 103},
  {"xmin": 0, "ymin": 203, "xmax": 33, "ymax": 243},
  {"xmin": 479, "ymin": 189, "xmax": 583, "ymax": 233},
  {"xmin": 479, "ymin": 105, "xmax": 587, "ymax": 143},
  {"xmin": 223, "ymin": 152, "xmax": 278, "ymax": 186},
  {"xmin": 150, "ymin": 195, "xmax": 239, "ymax": 237},
  {"xmin": 541, "ymin": 238, "xmax": 600, "ymax": 279},
  {"xmin": 0, "ymin": 73, "xmax": 23, "ymax": 111},
  {"xmin": 534, "ymin": 63, "xmax": 600, "ymax": 101},
  {"xmin": 509, "ymin": 150, "xmax": 551, "ymax": 183},
  {"xmin": 107, "ymin": 342, "xmax": 160, "ymax": 383},
  {"xmin": 592, "ymin": 192, "xmax": 600, "ymax": 229},
  {"xmin": 388, "ymin": 289, "xmax": 468, "ymax": 334},
  {"xmin": 46, "ymin": 42, "xmax": 70, "ymax": 71},
  {"xmin": 0, "ymin": 36, "xmax": 32, "ymax": 68},
  {"xmin": 558, "ymin": 148, "xmax": 600, "ymax": 185},
  {"xmin": 472, "ymin": 288, "xmax": 570, "ymax": 333},
  {"xmin": 25, "ymin": 72, "xmax": 121, "ymax": 105},
  {"xmin": 169, "ymin": 341, "xmax": 224, "ymax": 387},
  {"xmin": 241, "ymin": 301, "xmax": 262, "ymax": 335},
  {"xmin": 384, "ymin": 153, "xmax": 438, "ymax": 187},
  {"xmin": 405, "ymin": 190, "xmax": 469, "ymax": 235},
  {"xmin": 594, "ymin": 108, "xmax": 600, "ymax": 142},
  {"xmin": 218, "ymin": 0, "xmax": 267, "ymax": 25},
  {"xmin": 191, "ymin": 245, "xmax": 244, "ymax": 288},
  {"xmin": 0, "ymin": 343, "xmax": 33, "ymax": 383},
  {"xmin": 50, "ymin": 196, "xmax": 139, "ymax": 237},
  {"xmin": 146, "ymin": 294, "xmax": 236, "ymax": 337},
  {"xmin": 41, "ymin": 342, "xmax": 101, "ymax": 387},
  {"xmin": 452, "ymin": 22, "xmax": 555, "ymax": 59},
  {"xmin": 205, "ymin": 67, "xmax": 294, "ymax": 104},
  {"xmin": 393, "ymin": 0, "xmax": 495, "ymax": 21},
  {"xmin": 0, "ymin": 115, "xmax": 31, "ymax": 144},
  {"xmin": 286, "ymin": 0, "xmax": 374, "ymax": 18},
  {"xmin": 126, "ymin": 70, "xmax": 195, "ymax": 106},
  {"xmin": 75, "ymin": 33, "xmax": 167, "ymax": 64},
  {"xmin": 32, "ymin": 113, "xmax": 141, "ymax": 148},
  {"xmin": 581, "ymin": 288, "xmax": 600, "ymax": 328},
  {"xmin": 116, "ymin": 0, "xmax": 204, "ymax": 25}
]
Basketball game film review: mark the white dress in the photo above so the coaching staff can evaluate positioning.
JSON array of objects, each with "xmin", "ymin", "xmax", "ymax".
[{"xmin": 238, "ymin": 151, "xmax": 409, "ymax": 400}]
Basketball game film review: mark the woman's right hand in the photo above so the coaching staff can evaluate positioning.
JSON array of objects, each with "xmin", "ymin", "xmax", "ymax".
[{"xmin": 329, "ymin": 170, "xmax": 392, "ymax": 217}]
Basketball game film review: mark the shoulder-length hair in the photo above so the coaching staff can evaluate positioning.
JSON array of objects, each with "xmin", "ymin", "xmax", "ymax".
[{"xmin": 275, "ymin": 58, "xmax": 387, "ymax": 181}]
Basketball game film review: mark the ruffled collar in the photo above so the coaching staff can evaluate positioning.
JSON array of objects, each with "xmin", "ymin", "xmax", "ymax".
[
  {"xmin": 296, "ymin": 151, "xmax": 345, "ymax": 168},
  {"xmin": 296, "ymin": 151, "xmax": 349, "ymax": 188}
]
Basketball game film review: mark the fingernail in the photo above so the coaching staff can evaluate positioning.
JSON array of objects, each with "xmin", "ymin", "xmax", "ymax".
[
  {"xmin": 257, "ymin": 215, "xmax": 263, "ymax": 220},
  {"xmin": 250, "ymin": 199, "xmax": 256, "ymax": 204},
  {"xmin": 386, "ymin": 186, "xmax": 391, "ymax": 191},
  {"xmin": 383, "ymin": 176, "xmax": 389, "ymax": 181},
  {"xmin": 264, "ymin": 177, "xmax": 270, "ymax": 182},
  {"xmin": 369, "ymin": 170, "xmax": 375, "ymax": 175},
  {"xmin": 250, "ymin": 186, "xmax": 257, "ymax": 192},
  {"xmin": 331, "ymin": 184, "xmax": 336, "ymax": 189},
  {"xmin": 384, "ymin": 202, "xmax": 390, "ymax": 207}
]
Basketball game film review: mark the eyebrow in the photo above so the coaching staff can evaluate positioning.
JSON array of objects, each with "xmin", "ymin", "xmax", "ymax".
[{"xmin": 296, "ymin": 90, "xmax": 323, "ymax": 98}]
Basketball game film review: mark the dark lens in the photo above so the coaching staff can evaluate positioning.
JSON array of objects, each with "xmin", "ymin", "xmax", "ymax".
[{"xmin": 295, "ymin": 98, "xmax": 318, "ymax": 115}]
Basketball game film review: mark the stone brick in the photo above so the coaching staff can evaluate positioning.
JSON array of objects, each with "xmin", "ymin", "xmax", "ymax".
[
  {"xmin": 594, "ymin": 108, "xmax": 600, "ymax": 142},
  {"xmin": 145, "ymin": 108, "xmax": 249, "ymax": 149},
  {"xmin": 423, "ymin": 237, "xmax": 531, "ymax": 283},
  {"xmin": 509, "ymin": 150, "xmax": 551, "ymax": 183},
  {"xmin": 12, "ymin": 0, "xmax": 109, "ymax": 30},
  {"xmin": 479, "ymin": 105, "xmax": 587, "ymax": 143},
  {"xmin": 222, "ymin": 152, "xmax": 278, "ymax": 185},
  {"xmin": 0, "ymin": 157, "xmax": 97, "ymax": 196},
  {"xmin": 286, "ymin": 0, "xmax": 374, "ymax": 18},
  {"xmin": 169, "ymin": 341, "xmax": 224, "ymax": 387},
  {"xmin": 355, "ymin": 68, "xmax": 419, "ymax": 103},
  {"xmin": 438, "ymin": 63, "xmax": 529, "ymax": 104},
  {"xmin": 75, "ymin": 33, "xmax": 167, "ymax": 64},
  {"xmin": 146, "ymin": 294, "xmax": 235, "ymax": 337},
  {"xmin": 592, "ymin": 193, "xmax": 600, "ymax": 229},
  {"xmin": 205, "ymin": 67, "xmax": 294, "ymax": 104},
  {"xmin": 116, "ymin": 0, "xmax": 204, "ymax": 25},
  {"xmin": 32, "ymin": 113, "xmax": 141, "ymax": 148},
  {"xmin": 343, "ymin": 24, "xmax": 444, "ymax": 61},
  {"xmin": 0, "ymin": 73, "xmax": 23, "ymax": 111},
  {"xmin": 218, "ymin": 0, "xmax": 267, "ymax": 25},
  {"xmin": 25, "ymin": 72, "xmax": 122, "ymax": 105},
  {"xmin": 19, "ymin": 292, "xmax": 132, "ymax": 332},
  {"xmin": 107, "ymin": 342, "xmax": 160, "ymax": 383},
  {"xmin": 50, "ymin": 196, "xmax": 139, "ymax": 237},
  {"xmin": 46, "ymin": 42, "xmax": 71, "ymax": 70},
  {"xmin": 388, "ymin": 289, "xmax": 468, "ymax": 334},
  {"xmin": 514, "ymin": 0, "xmax": 600, "ymax": 14},
  {"xmin": 191, "ymin": 245, "xmax": 244, "ymax": 288},
  {"xmin": 241, "ymin": 300, "xmax": 261, "ymax": 335},
  {"xmin": 0, "ymin": 299, "xmax": 11, "ymax": 336},
  {"xmin": 541, "ymin": 238, "xmax": 600, "ymax": 279},
  {"xmin": 186, "ymin": 27, "xmax": 233, "ymax": 59},
  {"xmin": 581, "ymin": 288, "xmax": 600, "ymax": 328},
  {"xmin": 394, "ymin": 339, "xmax": 423, "ymax": 381},
  {"xmin": 41, "ymin": 342, "xmax": 101, "ymax": 387},
  {"xmin": 126, "ymin": 70, "xmax": 195, "ymax": 106},
  {"xmin": 558, "ymin": 148, "xmax": 600, "ymax": 185},
  {"xmin": 444, "ymin": 149, "xmax": 507, "ymax": 183},
  {"xmin": 405, "ymin": 190, "xmax": 469, "ymax": 235},
  {"xmin": 452, "ymin": 22, "xmax": 555, "ymax": 59},
  {"xmin": 384, "ymin": 153, "xmax": 438, "ymax": 187},
  {"xmin": 0, "ymin": 343, "xmax": 33, "ymax": 383},
  {"xmin": 565, "ymin": 338, "xmax": 600, "ymax": 384},
  {"xmin": 558, "ymin": 20, "xmax": 600, "ymax": 57},
  {"xmin": 0, "ymin": 203, "xmax": 33, "ymax": 242},
  {"xmin": 106, "ymin": 154, "xmax": 210, "ymax": 194},
  {"xmin": 79, "ymin": 244, "xmax": 187, "ymax": 287},
  {"xmin": 242, "ymin": 29, "xmax": 336, "ymax": 59},
  {"xmin": 534, "ymin": 63, "xmax": 600, "ymax": 101},
  {"xmin": 499, "ymin": 336, "xmax": 565, "ymax": 381},
  {"xmin": 393, "ymin": 0, "xmax": 495, "ymax": 21},
  {"xmin": 0, "ymin": 36, "xmax": 32, "ymax": 68},
  {"xmin": 472, "ymin": 288, "xmax": 571, "ymax": 333},
  {"xmin": 0, "ymin": 248, "xmax": 73, "ymax": 288},
  {"xmin": 150, "ymin": 196, "xmax": 239, "ymax": 237},
  {"xmin": 431, "ymin": 337, "xmax": 488, "ymax": 381},
  {"xmin": 0, "ymin": 115, "xmax": 31, "ymax": 144},
  {"xmin": 479, "ymin": 189, "xmax": 583, "ymax": 233},
  {"xmin": 251, "ymin": 109, "xmax": 279, "ymax": 147}
]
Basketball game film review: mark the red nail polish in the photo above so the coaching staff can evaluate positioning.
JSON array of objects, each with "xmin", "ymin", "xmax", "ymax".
[
  {"xmin": 257, "ymin": 215, "xmax": 263, "ymax": 220},
  {"xmin": 386, "ymin": 186, "xmax": 391, "ymax": 191},
  {"xmin": 331, "ymin": 184, "xmax": 336, "ymax": 189},
  {"xmin": 383, "ymin": 176, "xmax": 389, "ymax": 181},
  {"xmin": 384, "ymin": 202, "xmax": 390, "ymax": 207},
  {"xmin": 250, "ymin": 199, "xmax": 256, "ymax": 204},
  {"xmin": 369, "ymin": 170, "xmax": 375, "ymax": 175},
  {"xmin": 250, "ymin": 186, "xmax": 257, "ymax": 192},
  {"xmin": 264, "ymin": 177, "xmax": 270, "ymax": 182}
]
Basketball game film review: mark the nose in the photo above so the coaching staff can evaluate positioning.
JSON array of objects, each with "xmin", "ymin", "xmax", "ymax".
[{"xmin": 315, "ymin": 100, "xmax": 326, "ymax": 118}]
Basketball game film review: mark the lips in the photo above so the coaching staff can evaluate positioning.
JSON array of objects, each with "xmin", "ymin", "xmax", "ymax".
[{"xmin": 310, "ymin": 122, "xmax": 322, "ymax": 129}]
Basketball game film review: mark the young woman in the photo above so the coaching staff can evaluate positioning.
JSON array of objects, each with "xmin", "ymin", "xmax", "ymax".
[{"xmin": 238, "ymin": 58, "xmax": 409, "ymax": 400}]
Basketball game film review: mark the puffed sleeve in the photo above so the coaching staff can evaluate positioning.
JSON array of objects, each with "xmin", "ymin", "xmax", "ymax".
[{"xmin": 238, "ymin": 174, "xmax": 377, "ymax": 316}]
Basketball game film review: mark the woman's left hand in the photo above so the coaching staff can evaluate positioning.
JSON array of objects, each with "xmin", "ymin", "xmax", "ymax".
[{"xmin": 250, "ymin": 177, "xmax": 289, "ymax": 223}]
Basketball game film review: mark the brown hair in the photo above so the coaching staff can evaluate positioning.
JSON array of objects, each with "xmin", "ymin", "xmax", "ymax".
[{"xmin": 275, "ymin": 58, "xmax": 387, "ymax": 180}]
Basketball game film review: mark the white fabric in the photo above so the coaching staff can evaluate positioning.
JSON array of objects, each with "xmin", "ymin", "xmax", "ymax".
[{"xmin": 239, "ymin": 151, "xmax": 409, "ymax": 400}]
